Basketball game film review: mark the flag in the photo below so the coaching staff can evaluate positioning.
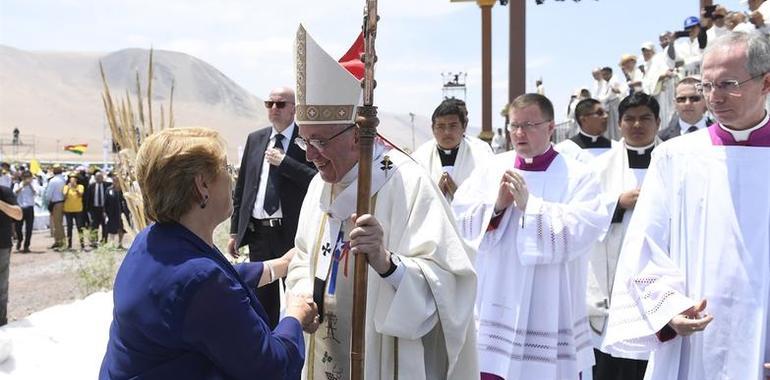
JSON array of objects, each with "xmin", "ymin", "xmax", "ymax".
[
  {"xmin": 64, "ymin": 144, "xmax": 88, "ymax": 155},
  {"xmin": 29, "ymin": 159, "xmax": 42, "ymax": 175},
  {"xmin": 338, "ymin": 32, "xmax": 364, "ymax": 80}
]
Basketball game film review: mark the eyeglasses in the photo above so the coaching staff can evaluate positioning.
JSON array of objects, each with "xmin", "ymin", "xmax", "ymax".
[
  {"xmin": 295, "ymin": 125, "xmax": 355, "ymax": 151},
  {"xmin": 264, "ymin": 101, "xmax": 293, "ymax": 109},
  {"xmin": 675, "ymin": 95, "xmax": 703, "ymax": 103},
  {"xmin": 696, "ymin": 73, "xmax": 768, "ymax": 94},
  {"xmin": 507, "ymin": 119, "xmax": 552, "ymax": 132}
]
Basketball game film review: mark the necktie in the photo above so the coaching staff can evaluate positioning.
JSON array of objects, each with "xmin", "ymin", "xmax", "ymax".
[
  {"xmin": 263, "ymin": 134, "xmax": 285, "ymax": 215},
  {"xmin": 95, "ymin": 184, "xmax": 102, "ymax": 207},
  {"xmin": 686, "ymin": 126, "xmax": 698, "ymax": 133}
]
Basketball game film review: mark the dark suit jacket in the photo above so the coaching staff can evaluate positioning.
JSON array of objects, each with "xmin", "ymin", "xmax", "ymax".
[
  {"xmin": 84, "ymin": 181, "xmax": 112, "ymax": 212},
  {"xmin": 658, "ymin": 116, "xmax": 714, "ymax": 141},
  {"xmin": 231, "ymin": 124, "xmax": 317, "ymax": 248}
]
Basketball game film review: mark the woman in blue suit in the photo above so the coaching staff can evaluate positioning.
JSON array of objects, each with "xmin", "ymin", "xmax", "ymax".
[{"xmin": 100, "ymin": 128, "xmax": 319, "ymax": 379}]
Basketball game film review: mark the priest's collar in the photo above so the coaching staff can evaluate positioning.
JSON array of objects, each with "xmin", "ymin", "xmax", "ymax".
[
  {"xmin": 437, "ymin": 146, "xmax": 459, "ymax": 156},
  {"xmin": 571, "ymin": 131, "xmax": 612, "ymax": 149},
  {"xmin": 578, "ymin": 129, "xmax": 602, "ymax": 143},
  {"xmin": 515, "ymin": 145, "xmax": 558, "ymax": 171},
  {"xmin": 437, "ymin": 145, "xmax": 459, "ymax": 167},
  {"xmin": 625, "ymin": 141, "xmax": 654, "ymax": 169},
  {"xmin": 625, "ymin": 141, "xmax": 655, "ymax": 155},
  {"xmin": 709, "ymin": 111, "xmax": 770, "ymax": 147}
]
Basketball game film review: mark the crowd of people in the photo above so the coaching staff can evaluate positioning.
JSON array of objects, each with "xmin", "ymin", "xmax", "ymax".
[
  {"xmin": 564, "ymin": 1, "xmax": 770, "ymax": 142},
  {"xmin": 0, "ymin": 163, "xmax": 131, "ymax": 252},
  {"xmin": 0, "ymin": 163, "xmax": 130, "ymax": 328}
]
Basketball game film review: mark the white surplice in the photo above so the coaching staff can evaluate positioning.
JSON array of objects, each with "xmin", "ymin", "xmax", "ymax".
[
  {"xmin": 586, "ymin": 139, "xmax": 661, "ymax": 360},
  {"xmin": 453, "ymin": 149, "xmax": 611, "ymax": 380},
  {"xmin": 602, "ymin": 129, "xmax": 770, "ymax": 379},
  {"xmin": 286, "ymin": 141, "xmax": 478, "ymax": 380},
  {"xmin": 597, "ymin": 77, "xmax": 622, "ymax": 141},
  {"xmin": 413, "ymin": 135, "xmax": 493, "ymax": 193},
  {"xmin": 672, "ymin": 37, "xmax": 702, "ymax": 76},
  {"xmin": 643, "ymin": 52, "xmax": 677, "ymax": 127}
]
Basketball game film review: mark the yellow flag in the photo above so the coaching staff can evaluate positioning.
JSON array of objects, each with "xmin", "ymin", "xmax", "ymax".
[{"xmin": 29, "ymin": 159, "xmax": 42, "ymax": 175}]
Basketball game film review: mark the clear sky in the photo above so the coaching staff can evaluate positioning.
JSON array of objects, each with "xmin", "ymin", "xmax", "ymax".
[{"xmin": 0, "ymin": 0, "xmax": 749, "ymax": 134}]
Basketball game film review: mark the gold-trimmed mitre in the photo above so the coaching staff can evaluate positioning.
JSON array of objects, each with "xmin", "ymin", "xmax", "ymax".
[{"xmin": 295, "ymin": 24, "xmax": 362, "ymax": 125}]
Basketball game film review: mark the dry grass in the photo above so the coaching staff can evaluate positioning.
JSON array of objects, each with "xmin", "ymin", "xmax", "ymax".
[{"xmin": 99, "ymin": 48, "xmax": 175, "ymax": 233}]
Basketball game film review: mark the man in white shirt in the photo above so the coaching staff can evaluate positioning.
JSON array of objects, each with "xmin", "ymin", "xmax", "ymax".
[
  {"xmin": 670, "ymin": 16, "xmax": 706, "ymax": 76},
  {"xmin": 13, "ymin": 171, "xmax": 38, "ymax": 253},
  {"xmin": 598, "ymin": 67, "xmax": 623, "ymax": 141},
  {"xmin": 644, "ymin": 36, "xmax": 678, "ymax": 127}
]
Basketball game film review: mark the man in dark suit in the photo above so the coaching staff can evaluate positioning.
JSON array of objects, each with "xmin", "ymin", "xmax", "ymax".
[
  {"xmin": 228, "ymin": 86, "xmax": 317, "ymax": 328},
  {"xmin": 658, "ymin": 76, "xmax": 714, "ymax": 141},
  {"xmin": 84, "ymin": 169, "xmax": 110, "ymax": 246}
]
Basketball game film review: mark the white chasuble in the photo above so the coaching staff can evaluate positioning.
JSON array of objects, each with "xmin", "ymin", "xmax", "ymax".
[
  {"xmin": 603, "ymin": 127, "xmax": 770, "ymax": 380},
  {"xmin": 453, "ymin": 148, "xmax": 611, "ymax": 380},
  {"xmin": 286, "ymin": 141, "xmax": 478, "ymax": 380}
]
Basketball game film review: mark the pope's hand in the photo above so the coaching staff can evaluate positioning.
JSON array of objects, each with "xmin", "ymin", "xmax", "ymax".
[{"xmin": 349, "ymin": 213, "xmax": 391, "ymax": 275}]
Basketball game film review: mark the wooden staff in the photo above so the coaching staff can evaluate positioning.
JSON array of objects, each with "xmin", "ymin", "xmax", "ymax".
[{"xmin": 351, "ymin": 0, "xmax": 379, "ymax": 378}]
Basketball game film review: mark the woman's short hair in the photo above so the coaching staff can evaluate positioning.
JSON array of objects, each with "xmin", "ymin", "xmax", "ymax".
[{"xmin": 135, "ymin": 127, "xmax": 227, "ymax": 223}]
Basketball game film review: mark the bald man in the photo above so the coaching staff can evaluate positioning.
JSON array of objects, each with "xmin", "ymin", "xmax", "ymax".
[{"xmin": 229, "ymin": 87, "xmax": 317, "ymax": 328}]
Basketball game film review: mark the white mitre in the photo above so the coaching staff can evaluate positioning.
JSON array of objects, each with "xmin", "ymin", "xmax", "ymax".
[{"xmin": 295, "ymin": 24, "xmax": 363, "ymax": 125}]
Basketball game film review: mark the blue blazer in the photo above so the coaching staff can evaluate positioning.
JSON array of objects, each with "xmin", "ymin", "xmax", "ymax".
[{"xmin": 99, "ymin": 222, "xmax": 304, "ymax": 379}]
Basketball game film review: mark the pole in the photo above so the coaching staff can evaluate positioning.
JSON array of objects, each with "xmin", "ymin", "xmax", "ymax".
[
  {"xmin": 509, "ymin": 0, "xmax": 525, "ymax": 103},
  {"xmin": 479, "ymin": 0, "xmax": 494, "ymax": 143},
  {"xmin": 351, "ymin": 1, "xmax": 379, "ymax": 378}
]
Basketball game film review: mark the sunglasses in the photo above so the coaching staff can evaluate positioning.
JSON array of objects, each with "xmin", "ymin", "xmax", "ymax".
[
  {"xmin": 675, "ymin": 95, "xmax": 703, "ymax": 103},
  {"xmin": 264, "ymin": 101, "xmax": 293, "ymax": 109}
]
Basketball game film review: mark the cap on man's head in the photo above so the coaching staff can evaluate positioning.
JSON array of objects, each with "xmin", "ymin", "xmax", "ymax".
[
  {"xmin": 684, "ymin": 16, "xmax": 701, "ymax": 29},
  {"xmin": 619, "ymin": 54, "xmax": 637, "ymax": 65},
  {"xmin": 641, "ymin": 41, "xmax": 655, "ymax": 52},
  {"xmin": 294, "ymin": 24, "xmax": 362, "ymax": 126}
]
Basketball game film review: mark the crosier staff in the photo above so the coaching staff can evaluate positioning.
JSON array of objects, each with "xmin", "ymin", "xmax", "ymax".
[{"xmin": 351, "ymin": 0, "xmax": 379, "ymax": 378}]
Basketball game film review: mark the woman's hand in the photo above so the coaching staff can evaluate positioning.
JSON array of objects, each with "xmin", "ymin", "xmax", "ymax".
[{"xmin": 285, "ymin": 292, "xmax": 320, "ymax": 334}]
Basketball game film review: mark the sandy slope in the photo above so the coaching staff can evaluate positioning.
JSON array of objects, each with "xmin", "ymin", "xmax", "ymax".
[{"xmin": 0, "ymin": 45, "xmax": 433, "ymax": 164}]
